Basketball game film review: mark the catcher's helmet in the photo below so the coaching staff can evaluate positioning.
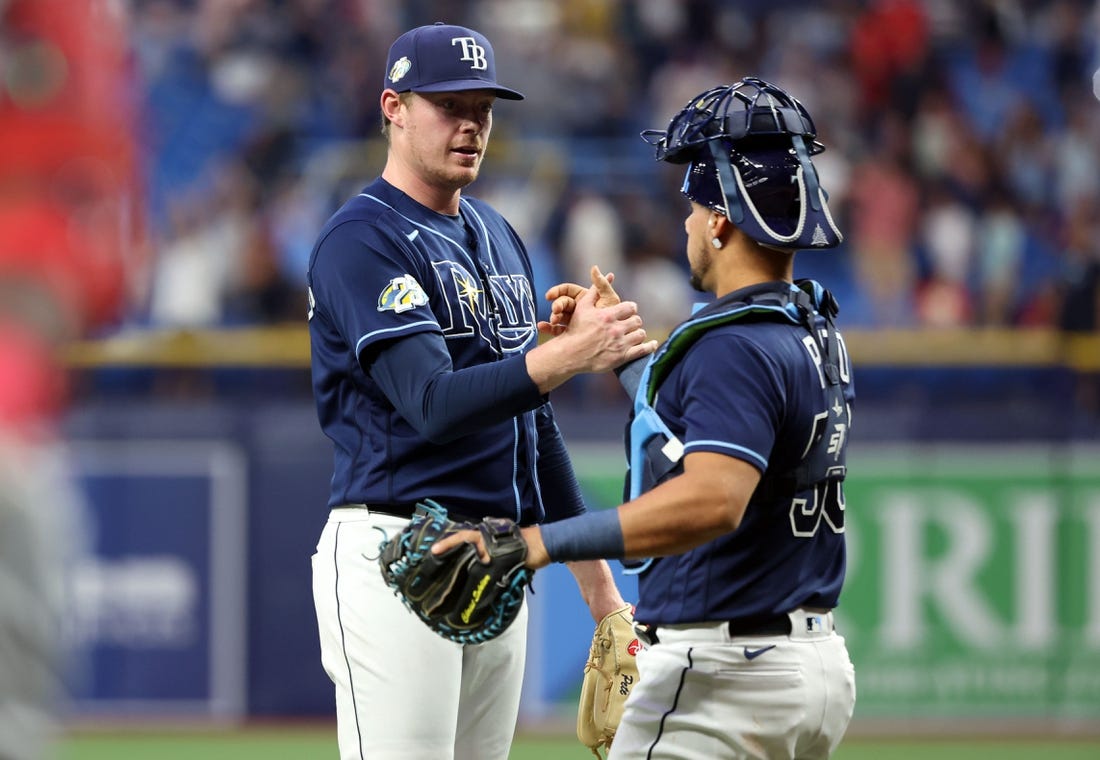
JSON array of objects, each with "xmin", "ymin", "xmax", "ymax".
[{"xmin": 642, "ymin": 77, "xmax": 842, "ymax": 250}]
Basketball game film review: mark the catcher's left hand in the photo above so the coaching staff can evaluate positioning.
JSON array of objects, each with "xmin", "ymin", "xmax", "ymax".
[
  {"xmin": 539, "ymin": 265, "xmax": 621, "ymax": 334},
  {"xmin": 378, "ymin": 500, "xmax": 533, "ymax": 645}
]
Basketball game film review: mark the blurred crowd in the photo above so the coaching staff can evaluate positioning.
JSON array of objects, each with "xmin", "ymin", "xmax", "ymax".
[
  {"xmin": 0, "ymin": 0, "xmax": 1064, "ymax": 338},
  {"xmin": 118, "ymin": 0, "xmax": 1100, "ymax": 335}
]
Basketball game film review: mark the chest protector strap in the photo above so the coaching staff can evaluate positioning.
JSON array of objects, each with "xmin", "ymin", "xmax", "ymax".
[{"xmin": 621, "ymin": 280, "xmax": 845, "ymax": 575}]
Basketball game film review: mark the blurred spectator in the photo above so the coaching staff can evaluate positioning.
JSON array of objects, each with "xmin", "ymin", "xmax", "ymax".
[
  {"xmin": 847, "ymin": 114, "xmax": 920, "ymax": 326},
  {"xmin": 945, "ymin": 1, "xmax": 1063, "ymax": 142},
  {"xmin": 1052, "ymin": 98, "xmax": 1100, "ymax": 211},
  {"xmin": 111, "ymin": 0, "xmax": 1100, "ymax": 334},
  {"xmin": 1055, "ymin": 198, "xmax": 1100, "ymax": 413},
  {"xmin": 558, "ymin": 190, "xmax": 626, "ymax": 288},
  {"xmin": 1056, "ymin": 199, "xmax": 1100, "ymax": 334},
  {"xmin": 996, "ymin": 102, "xmax": 1055, "ymax": 211},
  {"xmin": 148, "ymin": 190, "xmax": 229, "ymax": 327},
  {"xmin": 916, "ymin": 182, "xmax": 975, "ymax": 327},
  {"xmin": 617, "ymin": 197, "xmax": 695, "ymax": 337},
  {"xmin": 849, "ymin": 0, "xmax": 930, "ymax": 120},
  {"xmin": 975, "ymin": 189, "xmax": 1026, "ymax": 325},
  {"xmin": 265, "ymin": 173, "xmax": 330, "ymax": 303}
]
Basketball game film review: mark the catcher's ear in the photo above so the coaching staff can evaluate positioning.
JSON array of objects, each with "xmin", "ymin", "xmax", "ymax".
[{"xmin": 709, "ymin": 212, "xmax": 732, "ymax": 244}]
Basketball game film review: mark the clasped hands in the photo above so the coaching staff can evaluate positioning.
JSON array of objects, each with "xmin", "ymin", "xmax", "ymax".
[
  {"xmin": 537, "ymin": 264, "xmax": 626, "ymax": 336},
  {"xmin": 433, "ymin": 265, "xmax": 655, "ymax": 566}
]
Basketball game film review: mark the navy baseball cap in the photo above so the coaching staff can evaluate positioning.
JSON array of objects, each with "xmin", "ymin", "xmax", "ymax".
[{"xmin": 384, "ymin": 22, "xmax": 525, "ymax": 101}]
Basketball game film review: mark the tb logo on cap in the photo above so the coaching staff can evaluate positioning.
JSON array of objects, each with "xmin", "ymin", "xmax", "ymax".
[{"xmin": 452, "ymin": 37, "xmax": 487, "ymax": 70}]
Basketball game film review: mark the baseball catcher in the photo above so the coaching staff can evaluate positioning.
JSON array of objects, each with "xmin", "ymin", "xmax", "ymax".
[
  {"xmin": 576, "ymin": 603, "xmax": 640, "ymax": 758},
  {"xmin": 378, "ymin": 500, "xmax": 533, "ymax": 645}
]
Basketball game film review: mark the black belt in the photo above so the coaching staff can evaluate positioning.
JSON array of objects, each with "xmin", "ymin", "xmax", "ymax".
[
  {"xmin": 333, "ymin": 503, "xmax": 484, "ymax": 523},
  {"xmin": 333, "ymin": 503, "xmax": 418, "ymax": 519},
  {"xmin": 634, "ymin": 613, "xmax": 792, "ymax": 647}
]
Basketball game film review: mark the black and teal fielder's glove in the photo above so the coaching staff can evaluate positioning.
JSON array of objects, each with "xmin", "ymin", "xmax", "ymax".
[{"xmin": 378, "ymin": 500, "xmax": 533, "ymax": 645}]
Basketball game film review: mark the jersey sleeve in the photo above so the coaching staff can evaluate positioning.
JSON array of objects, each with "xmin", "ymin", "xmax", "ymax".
[
  {"xmin": 533, "ymin": 402, "xmax": 587, "ymax": 522},
  {"xmin": 310, "ymin": 219, "xmax": 440, "ymax": 362},
  {"xmin": 676, "ymin": 332, "xmax": 783, "ymax": 473},
  {"xmin": 368, "ymin": 331, "xmax": 542, "ymax": 443}
]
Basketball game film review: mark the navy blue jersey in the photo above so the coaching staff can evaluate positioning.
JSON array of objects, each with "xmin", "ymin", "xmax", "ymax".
[
  {"xmin": 633, "ymin": 284, "xmax": 854, "ymax": 624},
  {"xmin": 307, "ymin": 178, "xmax": 582, "ymax": 523}
]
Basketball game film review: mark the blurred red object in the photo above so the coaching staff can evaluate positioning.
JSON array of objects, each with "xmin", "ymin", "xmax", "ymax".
[
  {"xmin": 0, "ymin": 0, "xmax": 136, "ymax": 180},
  {"xmin": 0, "ymin": 0, "xmax": 141, "ymax": 431},
  {"xmin": 850, "ymin": 0, "xmax": 929, "ymax": 113}
]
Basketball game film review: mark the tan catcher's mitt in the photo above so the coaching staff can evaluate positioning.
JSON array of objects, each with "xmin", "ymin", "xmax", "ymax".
[{"xmin": 577, "ymin": 603, "xmax": 640, "ymax": 758}]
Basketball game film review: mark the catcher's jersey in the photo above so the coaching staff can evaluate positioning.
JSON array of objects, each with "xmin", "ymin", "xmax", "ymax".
[
  {"xmin": 307, "ymin": 178, "xmax": 549, "ymax": 520},
  {"xmin": 633, "ymin": 283, "xmax": 855, "ymax": 625}
]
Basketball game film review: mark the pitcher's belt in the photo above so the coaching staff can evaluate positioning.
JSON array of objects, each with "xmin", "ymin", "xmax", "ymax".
[
  {"xmin": 333, "ymin": 503, "xmax": 417, "ymax": 519},
  {"xmin": 333, "ymin": 503, "xmax": 485, "ymax": 523}
]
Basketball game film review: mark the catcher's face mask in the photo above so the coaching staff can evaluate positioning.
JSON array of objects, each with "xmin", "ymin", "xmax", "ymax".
[{"xmin": 642, "ymin": 77, "xmax": 842, "ymax": 250}]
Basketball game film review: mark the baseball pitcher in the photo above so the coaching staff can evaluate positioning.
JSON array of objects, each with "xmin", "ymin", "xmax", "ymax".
[{"xmin": 306, "ymin": 22, "xmax": 655, "ymax": 760}]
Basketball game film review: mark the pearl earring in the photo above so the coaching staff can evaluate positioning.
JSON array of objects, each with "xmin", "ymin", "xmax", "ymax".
[{"xmin": 711, "ymin": 237, "xmax": 722, "ymax": 249}]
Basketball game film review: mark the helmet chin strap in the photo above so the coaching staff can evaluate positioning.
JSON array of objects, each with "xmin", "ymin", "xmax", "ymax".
[
  {"xmin": 708, "ymin": 139, "xmax": 744, "ymax": 225},
  {"xmin": 790, "ymin": 134, "xmax": 823, "ymax": 213}
]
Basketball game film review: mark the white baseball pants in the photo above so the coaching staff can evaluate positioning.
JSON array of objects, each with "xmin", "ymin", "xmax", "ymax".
[
  {"xmin": 609, "ymin": 609, "xmax": 856, "ymax": 759},
  {"xmin": 312, "ymin": 508, "xmax": 527, "ymax": 760}
]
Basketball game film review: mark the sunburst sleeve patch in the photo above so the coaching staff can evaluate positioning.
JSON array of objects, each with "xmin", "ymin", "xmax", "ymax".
[{"xmin": 377, "ymin": 274, "xmax": 429, "ymax": 313}]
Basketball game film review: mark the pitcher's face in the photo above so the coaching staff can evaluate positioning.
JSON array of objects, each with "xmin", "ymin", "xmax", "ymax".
[{"xmin": 396, "ymin": 90, "xmax": 495, "ymax": 193}]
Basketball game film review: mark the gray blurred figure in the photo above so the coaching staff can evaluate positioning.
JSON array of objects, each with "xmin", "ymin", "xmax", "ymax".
[{"xmin": 0, "ymin": 441, "xmax": 81, "ymax": 760}]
